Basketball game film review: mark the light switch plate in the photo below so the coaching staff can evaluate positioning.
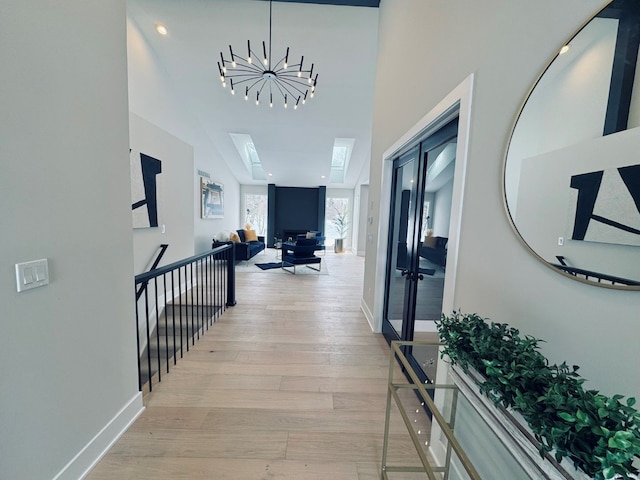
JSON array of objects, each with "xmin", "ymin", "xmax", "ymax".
[{"xmin": 15, "ymin": 259, "xmax": 49, "ymax": 292}]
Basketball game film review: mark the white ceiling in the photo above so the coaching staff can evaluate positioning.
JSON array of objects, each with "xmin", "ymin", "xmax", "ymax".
[{"xmin": 127, "ymin": 0, "xmax": 379, "ymax": 188}]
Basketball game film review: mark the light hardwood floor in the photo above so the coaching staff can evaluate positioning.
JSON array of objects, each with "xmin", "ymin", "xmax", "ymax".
[{"xmin": 87, "ymin": 250, "xmax": 432, "ymax": 480}]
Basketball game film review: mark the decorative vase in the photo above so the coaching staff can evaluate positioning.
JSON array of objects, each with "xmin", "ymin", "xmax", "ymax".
[{"xmin": 334, "ymin": 238, "xmax": 344, "ymax": 253}]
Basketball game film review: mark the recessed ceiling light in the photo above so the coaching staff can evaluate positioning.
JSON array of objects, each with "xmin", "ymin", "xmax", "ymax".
[
  {"xmin": 559, "ymin": 44, "xmax": 570, "ymax": 55},
  {"xmin": 268, "ymin": 173, "xmax": 273, "ymax": 176},
  {"xmin": 321, "ymin": 175, "xmax": 326, "ymax": 179},
  {"xmin": 156, "ymin": 24, "xmax": 168, "ymax": 36}
]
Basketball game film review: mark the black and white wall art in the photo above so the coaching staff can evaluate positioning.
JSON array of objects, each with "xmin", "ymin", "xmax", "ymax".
[
  {"xmin": 568, "ymin": 163, "xmax": 640, "ymax": 246},
  {"xmin": 201, "ymin": 178, "xmax": 224, "ymax": 219},
  {"xmin": 130, "ymin": 149, "xmax": 162, "ymax": 228}
]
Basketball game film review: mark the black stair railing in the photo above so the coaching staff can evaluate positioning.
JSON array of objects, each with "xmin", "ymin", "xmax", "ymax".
[
  {"xmin": 136, "ymin": 243, "xmax": 169, "ymax": 301},
  {"xmin": 134, "ymin": 244, "xmax": 235, "ymax": 392},
  {"xmin": 554, "ymin": 256, "xmax": 639, "ymax": 286}
]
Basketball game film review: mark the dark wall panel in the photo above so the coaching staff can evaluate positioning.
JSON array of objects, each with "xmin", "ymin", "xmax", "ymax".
[
  {"xmin": 274, "ymin": 186, "xmax": 323, "ymax": 239},
  {"xmin": 267, "ymin": 183, "xmax": 277, "ymax": 247},
  {"xmin": 318, "ymin": 186, "xmax": 326, "ymax": 232}
]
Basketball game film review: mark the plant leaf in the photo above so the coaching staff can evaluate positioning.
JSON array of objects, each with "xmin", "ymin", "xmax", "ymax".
[{"xmin": 558, "ymin": 412, "xmax": 576, "ymax": 422}]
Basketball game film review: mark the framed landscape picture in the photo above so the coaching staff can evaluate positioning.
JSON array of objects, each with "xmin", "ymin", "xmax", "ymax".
[{"xmin": 201, "ymin": 178, "xmax": 224, "ymax": 218}]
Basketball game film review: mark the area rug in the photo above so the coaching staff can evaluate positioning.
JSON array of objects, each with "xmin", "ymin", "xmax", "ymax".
[
  {"xmin": 236, "ymin": 253, "xmax": 329, "ymax": 275},
  {"xmin": 255, "ymin": 262, "xmax": 283, "ymax": 270}
]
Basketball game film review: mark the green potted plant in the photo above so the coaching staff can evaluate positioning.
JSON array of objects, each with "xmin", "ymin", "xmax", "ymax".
[
  {"xmin": 331, "ymin": 205, "xmax": 350, "ymax": 253},
  {"xmin": 436, "ymin": 311, "xmax": 640, "ymax": 480}
]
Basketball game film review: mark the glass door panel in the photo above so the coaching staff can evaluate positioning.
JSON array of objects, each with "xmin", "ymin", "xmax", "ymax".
[
  {"xmin": 382, "ymin": 118, "xmax": 459, "ymax": 385},
  {"xmin": 414, "ymin": 139, "xmax": 457, "ymax": 325},
  {"xmin": 382, "ymin": 145, "xmax": 420, "ymax": 341},
  {"xmin": 410, "ymin": 126, "xmax": 458, "ymax": 384}
]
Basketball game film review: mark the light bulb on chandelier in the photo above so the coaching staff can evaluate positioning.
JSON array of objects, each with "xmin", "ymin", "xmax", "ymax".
[{"xmin": 217, "ymin": 0, "xmax": 318, "ymax": 109}]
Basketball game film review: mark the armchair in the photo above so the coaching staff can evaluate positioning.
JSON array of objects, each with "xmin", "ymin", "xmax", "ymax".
[
  {"xmin": 295, "ymin": 231, "xmax": 326, "ymax": 255},
  {"xmin": 281, "ymin": 238, "xmax": 322, "ymax": 274}
]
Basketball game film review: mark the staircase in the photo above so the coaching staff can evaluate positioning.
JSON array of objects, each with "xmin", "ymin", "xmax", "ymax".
[
  {"xmin": 138, "ymin": 287, "xmax": 222, "ymax": 390},
  {"xmin": 134, "ymin": 245, "xmax": 235, "ymax": 393}
]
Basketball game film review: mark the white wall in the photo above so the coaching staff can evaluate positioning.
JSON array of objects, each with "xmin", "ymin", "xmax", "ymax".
[
  {"xmin": 130, "ymin": 113, "xmax": 195, "ymax": 273},
  {"xmin": 356, "ymin": 184, "xmax": 370, "ymax": 256},
  {"xmin": 366, "ymin": 0, "xmax": 640, "ymax": 404},
  {"xmin": 0, "ymin": 2, "xmax": 142, "ymax": 478},
  {"xmin": 126, "ymin": 15, "xmax": 240, "ymax": 254}
]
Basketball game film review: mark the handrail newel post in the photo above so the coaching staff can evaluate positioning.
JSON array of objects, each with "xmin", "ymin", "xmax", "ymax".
[{"xmin": 226, "ymin": 244, "xmax": 237, "ymax": 307}]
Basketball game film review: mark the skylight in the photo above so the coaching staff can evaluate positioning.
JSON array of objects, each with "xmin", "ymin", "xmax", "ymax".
[
  {"xmin": 229, "ymin": 133, "xmax": 266, "ymax": 180},
  {"xmin": 330, "ymin": 138, "xmax": 355, "ymax": 183}
]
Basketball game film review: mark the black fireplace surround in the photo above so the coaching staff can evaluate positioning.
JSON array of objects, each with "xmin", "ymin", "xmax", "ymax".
[{"xmin": 267, "ymin": 185, "xmax": 326, "ymax": 247}]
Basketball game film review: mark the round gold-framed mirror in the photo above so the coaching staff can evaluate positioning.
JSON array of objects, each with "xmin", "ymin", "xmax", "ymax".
[{"xmin": 503, "ymin": 0, "xmax": 640, "ymax": 290}]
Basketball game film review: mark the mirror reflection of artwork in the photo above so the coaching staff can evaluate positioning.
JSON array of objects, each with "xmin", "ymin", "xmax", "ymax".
[
  {"xmin": 569, "ymin": 163, "xmax": 640, "ymax": 246},
  {"xmin": 201, "ymin": 178, "xmax": 224, "ymax": 219},
  {"xmin": 504, "ymin": 0, "xmax": 640, "ymax": 288},
  {"xmin": 130, "ymin": 149, "xmax": 162, "ymax": 229}
]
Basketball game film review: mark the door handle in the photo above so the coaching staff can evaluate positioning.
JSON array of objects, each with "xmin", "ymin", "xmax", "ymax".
[{"xmin": 401, "ymin": 270, "xmax": 422, "ymax": 281}]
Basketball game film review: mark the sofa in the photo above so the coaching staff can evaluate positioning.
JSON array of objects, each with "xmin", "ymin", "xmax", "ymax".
[
  {"xmin": 419, "ymin": 236, "xmax": 448, "ymax": 268},
  {"xmin": 213, "ymin": 229, "xmax": 265, "ymax": 262}
]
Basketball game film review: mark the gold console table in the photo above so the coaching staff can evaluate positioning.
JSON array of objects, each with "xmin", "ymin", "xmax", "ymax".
[{"xmin": 381, "ymin": 340, "xmax": 481, "ymax": 480}]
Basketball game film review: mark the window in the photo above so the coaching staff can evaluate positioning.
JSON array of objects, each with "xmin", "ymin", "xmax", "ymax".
[
  {"xmin": 421, "ymin": 200, "xmax": 431, "ymax": 239},
  {"xmin": 325, "ymin": 197, "xmax": 350, "ymax": 246},
  {"xmin": 244, "ymin": 194, "xmax": 267, "ymax": 235}
]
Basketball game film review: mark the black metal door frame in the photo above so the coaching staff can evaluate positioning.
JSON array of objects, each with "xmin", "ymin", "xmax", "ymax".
[{"xmin": 382, "ymin": 118, "xmax": 459, "ymax": 382}]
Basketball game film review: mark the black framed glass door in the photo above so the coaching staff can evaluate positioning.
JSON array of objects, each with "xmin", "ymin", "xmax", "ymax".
[
  {"xmin": 382, "ymin": 144, "xmax": 421, "ymax": 342},
  {"xmin": 382, "ymin": 118, "xmax": 459, "ymax": 383}
]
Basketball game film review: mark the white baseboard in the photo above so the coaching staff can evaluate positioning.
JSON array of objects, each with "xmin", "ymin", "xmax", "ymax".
[
  {"xmin": 360, "ymin": 298, "xmax": 376, "ymax": 332},
  {"xmin": 428, "ymin": 438, "xmax": 447, "ymax": 467},
  {"xmin": 53, "ymin": 392, "xmax": 144, "ymax": 480},
  {"xmin": 449, "ymin": 455, "xmax": 466, "ymax": 480},
  {"xmin": 428, "ymin": 432, "xmax": 465, "ymax": 480}
]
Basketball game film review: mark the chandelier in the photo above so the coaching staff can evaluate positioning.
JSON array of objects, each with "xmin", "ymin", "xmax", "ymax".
[{"xmin": 217, "ymin": 0, "xmax": 318, "ymax": 109}]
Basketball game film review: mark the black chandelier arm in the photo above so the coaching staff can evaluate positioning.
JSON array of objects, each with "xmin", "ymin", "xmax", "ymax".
[
  {"xmin": 277, "ymin": 76, "xmax": 316, "ymax": 92},
  {"xmin": 223, "ymin": 69, "xmax": 267, "ymax": 79},
  {"xmin": 226, "ymin": 76, "xmax": 264, "ymax": 88},
  {"xmin": 272, "ymin": 79, "xmax": 295, "ymax": 102},
  {"xmin": 273, "ymin": 68, "xmax": 313, "ymax": 77},
  {"xmin": 271, "ymin": 55, "xmax": 286, "ymax": 71},
  {"xmin": 275, "ymin": 78, "xmax": 309, "ymax": 98},
  {"xmin": 273, "ymin": 63, "xmax": 309, "ymax": 74},
  {"xmin": 240, "ymin": 78, "xmax": 265, "ymax": 97},
  {"xmin": 223, "ymin": 58, "xmax": 265, "ymax": 75},
  {"xmin": 270, "ymin": 52, "xmax": 296, "ymax": 72},
  {"xmin": 273, "ymin": 68, "xmax": 316, "ymax": 85},
  {"xmin": 276, "ymin": 73, "xmax": 315, "ymax": 84},
  {"xmin": 221, "ymin": 48, "xmax": 268, "ymax": 72},
  {"xmin": 247, "ymin": 46, "xmax": 268, "ymax": 66},
  {"xmin": 256, "ymin": 79, "xmax": 269, "ymax": 97}
]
